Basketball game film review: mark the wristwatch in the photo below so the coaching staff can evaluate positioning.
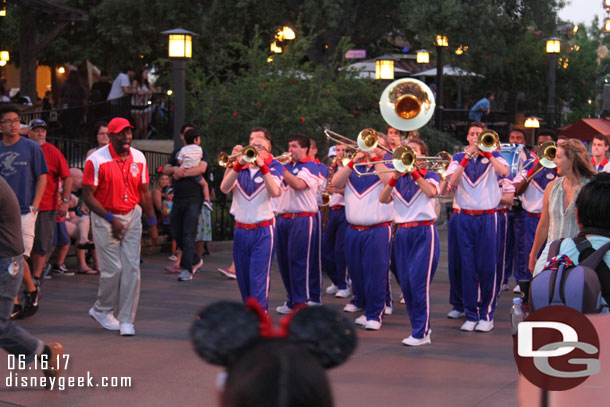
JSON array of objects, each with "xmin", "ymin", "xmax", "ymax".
[{"xmin": 61, "ymin": 198, "xmax": 70, "ymax": 203}]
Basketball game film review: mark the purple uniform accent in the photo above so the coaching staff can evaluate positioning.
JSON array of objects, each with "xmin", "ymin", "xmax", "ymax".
[
  {"xmin": 344, "ymin": 224, "xmax": 392, "ymax": 322},
  {"xmin": 495, "ymin": 211, "xmax": 508, "ymax": 297},
  {"xmin": 321, "ymin": 207, "xmax": 348, "ymax": 290},
  {"xmin": 448, "ymin": 212, "xmax": 463, "ymax": 312},
  {"xmin": 455, "ymin": 212, "xmax": 498, "ymax": 322},
  {"xmin": 233, "ymin": 225, "xmax": 276, "ymax": 310},
  {"xmin": 395, "ymin": 224, "xmax": 439, "ymax": 338},
  {"xmin": 276, "ymin": 215, "xmax": 316, "ymax": 308},
  {"xmin": 503, "ymin": 210, "xmax": 526, "ymax": 284}
]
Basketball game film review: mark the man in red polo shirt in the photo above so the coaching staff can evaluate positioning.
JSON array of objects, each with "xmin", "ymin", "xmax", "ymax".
[{"xmin": 83, "ymin": 117, "xmax": 157, "ymax": 336}]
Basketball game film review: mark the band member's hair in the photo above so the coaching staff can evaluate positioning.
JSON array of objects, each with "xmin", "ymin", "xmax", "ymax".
[
  {"xmin": 407, "ymin": 138, "xmax": 428, "ymax": 156},
  {"xmin": 288, "ymin": 134, "xmax": 310, "ymax": 152},
  {"xmin": 538, "ymin": 129, "xmax": 557, "ymax": 141},
  {"xmin": 251, "ymin": 127, "xmax": 272, "ymax": 142},
  {"xmin": 576, "ymin": 172, "xmax": 610, "ymax": 231},
  {"xmin": 593, "ymin": 133, "xmax": 610, "ymax": 147},
  {"xmin": 510, "ymin": 128, "xmax": 526, "ymax": 139},
  {"xmin": 558, "ymin": 139, "xmax": 596, "ymax": 179},
  {"xmin": 180, "ymin": 123, "xmax": 195, "ymax": 135},
  {"xmin": 468, "ymin": 121, "xmax": 487, "ymax": 130},
  {"xmin": 184, "ymin": 128, "xmax": 201, "ymax": 145},
  {"xmin": 387, "ymin": 125, "xmax": 401, "ymax": 135},
  {"xmin": 308, "ymin": 137, "xmax": 318, "ymax": 150}
]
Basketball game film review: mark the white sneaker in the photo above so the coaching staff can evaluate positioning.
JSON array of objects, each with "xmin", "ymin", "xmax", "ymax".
[
  {"xmin": 365, "ymin": 320, "xmax": 382, "ymax": 330},
  {"xmin": 400, "ymin": 296, "xmax": 405, "ymax": 304},
  {"xmin": 307, "ymin": 301, "xmax": 322, "ymax": 307},
  {"xmin": 217, "ymin": 268, "xmax": 237, "ymax": 279},
  {"xmin": 385, "ymin": 305, "xmax": 393, "ymax": 315},
  {"xmin": 192, "ymin": 259, "xmax": 204, "ymax": 274},
  {"xmin": 168, "ymin": 253, "xmax": 178, "ymax": 262},
  {"xmin": 475, "ymin": 320, "xmax": 494, "ymax": 332},
  {"xmin": 513, "ymin": 285, "xmax": 521, "ymax": 293},
  {"xmin": 335, "ymin": 288, "xmax": 351, "ymax": 298},
  {"xmin": 119, "ymin": 323, "xmax": 135, "ymax": 336},
  {"xmin": 178, "ymin": 269, "xmax": 193, "ymax": 281},
  {"xmin": 89, "ymin": 308, "xmax": 119, "ymax": 331},
  {"xmin": 447, "ymin": 310, "xmax": 465, "ymax": 319},
  {"xmin": 402, "ymin": 334, "xmax": 431, "ymax": 346},
  {"xmin": 326, "ymin": 284, "xmax": 338, "ymax": 294},
  {"xmin": 460, "ymin": 321, "xmax": 477, "ymax": 332},
  {"xmin": 343, "ymin": 303, "xmax": 362, "ymax": 313},
  {"xmin": 501, "ymin": 283, "xmax": 510, "ymax": 292},
  {"xmin": 355, "ymin": 315, "xmax": 366, "ymax": 326},
  {"xmin": 276, "ymin": 303, "xmax": 292, "ymax": 314}
]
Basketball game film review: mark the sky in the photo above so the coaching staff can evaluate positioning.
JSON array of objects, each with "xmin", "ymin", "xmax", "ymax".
[{"xmin": 558, "ymin": 0, "xmax": 606, "ymax": 26}]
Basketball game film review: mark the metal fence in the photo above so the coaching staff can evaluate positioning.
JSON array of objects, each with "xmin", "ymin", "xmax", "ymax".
[{"xmin": 439, "ymin": 108, "xmax": 510, "ymax": 141}]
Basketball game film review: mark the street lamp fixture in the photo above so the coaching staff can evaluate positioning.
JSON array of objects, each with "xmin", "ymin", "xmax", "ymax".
[
  {"xmin": 161, "ymin": 27, "xmax": 199, "ymax": 149},
  {"xmin": 605, "ymin": 18, "xmax": 610, "ymax": 34},
  {"xmin": 0, "ymin": 0, "xmax": 5, "ymax": 17},
  {"xmin": 546, "ymin": 38, "xmax": 561, "ymax": 54},
  {"xmin": 604, "ymin": 0, "xmax": 610, "ymax": 12},
  {"xmin": 416, "ymin": 50, "xmax": 429, "ymax": 64},
  {"xmin": 455, "ymin": 45, "xmax": 469, "ymax": 55},
  {"xmin": 375, "ymin": 56, "xmax": 394, "ymax": 80},
  {"xmin": 435, "ymin": 35, "xmax": 448, "ymax": 48},
  {"xmin": 524, "ymin": 117, "xmax": 540, "ymax": 129},
  {"xmin": 270, "ymin": 41, "xmax": 283, "ymax": 54},
  {"xmin": 0, "ymin": 50, "xmax": 9, "ymax": 62},
  {"xmin": 275, "ymin": 26, "xmax": 295, "ymax": 41},
  {"xmin": 58, "ymin": 66, "xmax": 65, "ymax": 74}
]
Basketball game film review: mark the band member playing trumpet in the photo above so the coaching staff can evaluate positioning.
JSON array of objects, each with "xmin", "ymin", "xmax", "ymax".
[
  {"xmin": 321, "ymin": 144, "xmax": 351, "ymax": 298},
  {"xmin": 379, "ymin": 138, "xmax": 440, "ymax": 346},
  {"xmin": 219, "ymin": 137, "xmax": 283, "ymax": 310},
  {"xmin": 275, "ymin": 135, "xmax": 322, "ymax": 314},
  {"xmin": 446, "ymin": 122, "xmax": 509, "ymax": 332},
  {"xmin": 332, "ymin": 138, "xmax": 394, "ymax": 330}
]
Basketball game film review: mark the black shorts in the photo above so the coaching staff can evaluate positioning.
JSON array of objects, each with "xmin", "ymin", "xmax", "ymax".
[{"xmin": 32, "ymin": 210, "xmax": 56, "ymax": 255}]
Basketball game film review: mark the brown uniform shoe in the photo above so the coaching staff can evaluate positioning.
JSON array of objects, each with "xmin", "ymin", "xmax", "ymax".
[{"xmin": 43, "ymin": 342, "xmax": 64, "ymax": 389}]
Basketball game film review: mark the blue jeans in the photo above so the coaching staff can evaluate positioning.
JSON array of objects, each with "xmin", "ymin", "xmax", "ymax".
[
  {"xmin": 171, "ymin": 200, "xmax": 202, "ymax": 273},
  {"xmin": 0, "ymin": 256, "xmax": 43, "ymax": 360}
]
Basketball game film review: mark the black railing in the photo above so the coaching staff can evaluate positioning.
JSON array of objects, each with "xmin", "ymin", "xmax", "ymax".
[{"xmin": 440, "ymin": 108, "xmax": 510, "ymax": 142}]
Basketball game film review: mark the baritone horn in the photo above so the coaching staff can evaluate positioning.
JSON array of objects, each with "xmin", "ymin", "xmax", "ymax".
[
  {"xmin": 217, "ymin": 145, "xmax": 258, "ymax": 167},
  {"xmin": 379, "ymin": 78, "xmax": 436, "ymax": 131}
]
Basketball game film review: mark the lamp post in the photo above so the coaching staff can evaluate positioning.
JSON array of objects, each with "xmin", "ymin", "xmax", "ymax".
[
  {"xmin": 0, "ymin": 50, "xmax": 8, "ymax": 67},
  {"xmin": 546, "ymin": 38, "xmax": 560, "ymax": 129},
  {"xmin": 435, "ymin": 35, "xmax": 448, "ymax": 130},
  {"xmin": 161, "ymin": 28, "xmax": 198, "ymax": 150},
  {"xmin": 375, "ymin": 55, "xmax": 395, "ymax": 80},
  {"xmin": 524, "ymin": 116, "xmax": 540, "ymax": 147},
  {"xmin": 416, "ymin": 49, "xmax": 430, "ymax": 64}
]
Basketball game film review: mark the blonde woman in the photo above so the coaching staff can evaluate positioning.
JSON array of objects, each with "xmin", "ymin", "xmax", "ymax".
[{"xmin": 529, "ymin": 139, "xmax": 596, "ymax": 275}]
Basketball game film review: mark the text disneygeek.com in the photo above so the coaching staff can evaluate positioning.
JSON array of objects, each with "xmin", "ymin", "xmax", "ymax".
[{"xmin": 4, "ymin": 354, "xmax": 132, "ymax": 391}]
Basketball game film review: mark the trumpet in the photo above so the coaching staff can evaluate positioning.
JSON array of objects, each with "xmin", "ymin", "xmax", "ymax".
[
  {"xmin": 477, "ymin": 130, "xmax": 500, "ymax": 153},
  {"xmin": 274, "ymin": 152, "xmax": 292, "ymax": 164},
  {"xmin": 217, "ymin": 145, "xmax": 258, "ymax": 168},
  {"xmin": 324, "ymin": 129, "xmax": 393, "ymax": 154},
  {"xmin": 353, "ymin": 146, "xmax": 451, "ymax": 176}
]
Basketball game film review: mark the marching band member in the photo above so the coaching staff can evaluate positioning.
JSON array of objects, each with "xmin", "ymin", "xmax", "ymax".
[
  {"xmin": 379, "ymin": 138, "xmax": 439, "ymax": 346},
  {"xmin": 513, "ymin": 137, "xmax": 557, "ymax": 288},
  {"xmin": 446, "ymin": 185, "xmax": 465, "ymax": 319},
  {"xmin": 332, "ymin": 138, "xmax": 393, "ymax": 330},
  {"xmin": 219, "ymin": 136, "xmax": 283, "ymax": 310},
  {"xmin": 307, "ymin": 137, "xmax": 328, "ymax": 306},
  {"xmin": 321, "ymin": 144, "xmax": 351, "ymax": 298},
  {"xmin": 275, "ymin": 135, "xmax": 321, "ymax": 314},
  {"xmin": 590, "ymin": 134, "xmax": 609, "ymax": 171},
  {"xmin": 446, "ymin": 122, "xmax": 509, "ymax": 332},
  {"xmin": 495, "ymin": 174, "xmax": 515, "ymax": 299}
]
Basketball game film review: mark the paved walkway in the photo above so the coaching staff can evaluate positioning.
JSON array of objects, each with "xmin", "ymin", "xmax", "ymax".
[{"xmin": 0, "ymin": 230, "xmax": 519, "ymax": 407}]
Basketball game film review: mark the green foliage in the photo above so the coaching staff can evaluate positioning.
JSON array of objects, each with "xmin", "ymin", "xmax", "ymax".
[{"xmin": 419, "ymin": 126, "xmax": 462, "ymax": 154}]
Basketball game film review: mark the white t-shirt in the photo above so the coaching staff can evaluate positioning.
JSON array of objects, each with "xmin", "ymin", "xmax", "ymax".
[
  {"xmin": 603, "ymin": 163, "xmax": 610, "ymax": 173},
  {"xmin": 107, "ymin": 73, "xmax": 131, "ymax": 100}
]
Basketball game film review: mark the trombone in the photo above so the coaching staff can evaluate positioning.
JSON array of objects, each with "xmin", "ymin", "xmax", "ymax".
[
  {"xmin": 352, "ymin": 146, "xmax": 450, "ymax": 176},
  {"xmin": 324, "ymin": 128, "xmax": 393, "ymax": 154},
  {"xmin": 522, "ymin": 141, "xmax": 557, "ymax": 180},
  {"xmin": 477, "ymin": 130, "xmax": 500, "ymax": 153},
  {"xmin": 274, "ymin": 152, "xmax": 292, "ymax": 164},
  {"xmin": 217, "ymin": 145, "xmax": 258, "ymax": 168}
]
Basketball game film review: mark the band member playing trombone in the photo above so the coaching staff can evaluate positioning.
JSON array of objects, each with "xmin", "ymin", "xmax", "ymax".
[
  {"xmin": 275, "ymin": 135, "xmax": 321, "ymax": 314},
  {"xmin": 379, "ymin": 138, "xmax": 440, "ymax": 346},
  {"xmin": 219, "ymin": 138, "xmax": 283, "ymax": 310},
  {"xmin": 446, "ymin": 122, "xmax": 509, "ymax": 332},
  {"xmin": 321, "ymin": 144, "xmax": 351, "ymax": 298},
  {"xmin": 332, "ymin": 136, "xmax": 394, "ymax": 330}
]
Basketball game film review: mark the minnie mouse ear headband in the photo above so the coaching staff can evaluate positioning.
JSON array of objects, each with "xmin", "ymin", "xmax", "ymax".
[{"xmin": 190, "ymin": 298, "xmax": 357, "ymax": 369}]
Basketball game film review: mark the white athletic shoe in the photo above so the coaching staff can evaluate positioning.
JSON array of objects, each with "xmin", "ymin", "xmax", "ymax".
[
  {"xmin": 475, "ymin": 320, "xmax": 494, "ymax": 332},
  {"xmin": 335, "ymin": 288, "xmax": 351, "ymax": 298},
  {"xmin": 343, "ymin": 303, "xmax": 362, "ymax": 313},
  {"xmin": 385, "ymin": 305, "xmax": 393, "ymax": 315},
  {"xmin": 365, "ymin": 320, "xmax": 382, "ymax": 330},
  {"xmin": 513, "ymin": 285, "xmax": 521, "ymax": 293},
  {"xmin": 178, "ymin": 269, "xmax": 193, "ymax": 281},
  {"xmin": 355, "ymin": 315, "xmax": 366, "ymax": 326},
  {"xmin": 276, "ymin": 303, "xmax": 292, "ymax": 314},
  {"xmin": 447, "ymin": 310, "xmax": 465, "ymax": 319},
  {"xmin": 119, "ymin": 323, "xmax": 135, "ymax": 336},
  {"xmin": 402, "ymin": 334, "xmax": 431, "ymax": 347},
  {"xmin": 325, "ymin": 284, "xmax": 338, "ymax": 294},
  {"xmin": 89, "ymin": 308, "xmax": 119, "ymax": 331},
  {"xmin": 307, "ymin": 301, "xmax": 323, "ymax": 307},
  {"xmin": 460, "ymin": 321, "xmax": 477, "ymax": 332}
]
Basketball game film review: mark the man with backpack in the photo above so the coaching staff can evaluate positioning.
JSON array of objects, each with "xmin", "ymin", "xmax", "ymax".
[{"xmin": 530, "ymin": 172, "xmax": 610, "ymax": 313}]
